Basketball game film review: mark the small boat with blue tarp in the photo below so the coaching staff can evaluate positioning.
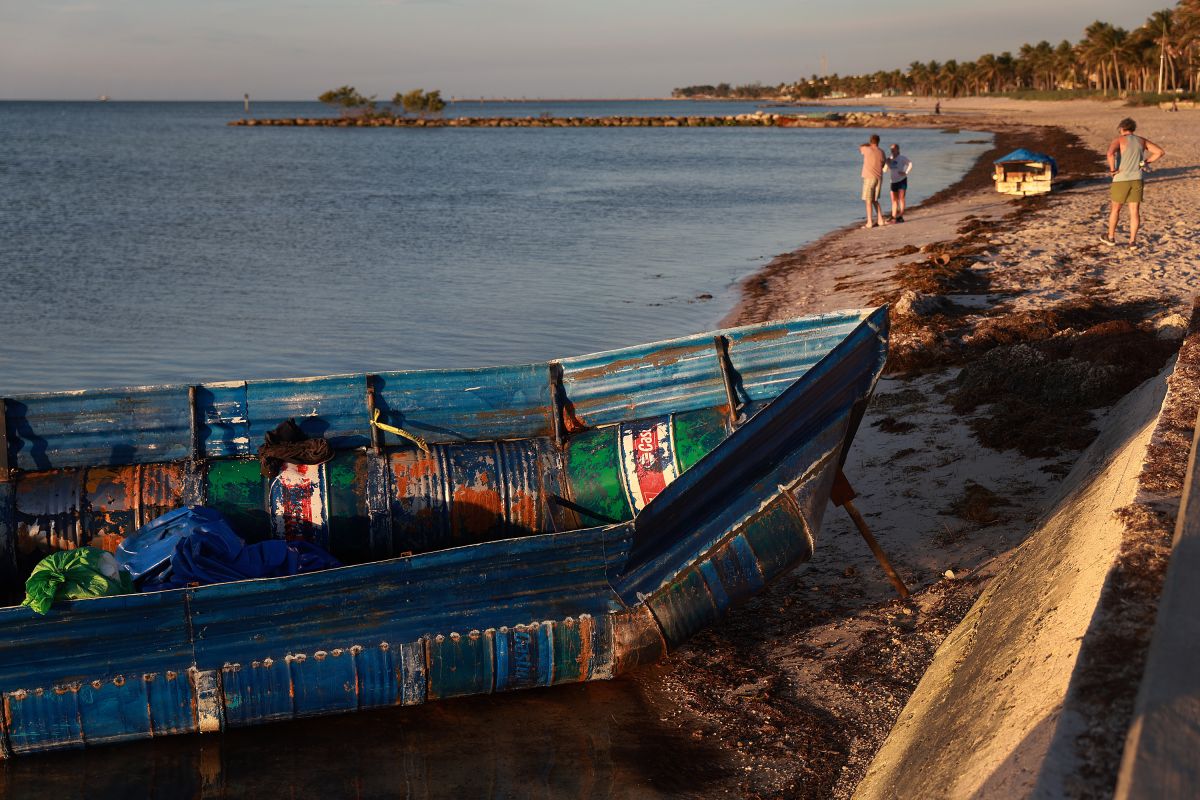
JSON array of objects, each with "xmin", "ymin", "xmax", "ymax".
[
  {"xmin": 993, "ymin": 148, "xmax": 1058, "ymax": 196},
  {"xmin": 0, "ymin": 306, "xmax": 887, "ymax": 756}
]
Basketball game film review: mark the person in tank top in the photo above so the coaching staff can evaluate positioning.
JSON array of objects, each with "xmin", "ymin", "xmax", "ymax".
[{"xmin": 1101, "ymin": 117, "xmax": 1165, "ymax": 247}]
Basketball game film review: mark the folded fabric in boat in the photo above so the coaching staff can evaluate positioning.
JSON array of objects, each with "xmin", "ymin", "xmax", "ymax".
[
  {"xmin": 116, "ymin": 506, "xmax": 232, "ymax": 585},
  {"xmin": 117, "ymin": 506, "xmax": 342, "ymax": 591},
  {"xmin": 152, "ymin": 526, "xmax": 342, "ymax": 590},
  {"xmin": 22, "ymin": 547, "xmax": 135, "ymax": 614}
]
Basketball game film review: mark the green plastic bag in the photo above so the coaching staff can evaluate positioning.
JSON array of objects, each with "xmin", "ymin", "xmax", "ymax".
[{"xmin": 21, "ymin": 547, "xmax": 135, "ymax": 615}]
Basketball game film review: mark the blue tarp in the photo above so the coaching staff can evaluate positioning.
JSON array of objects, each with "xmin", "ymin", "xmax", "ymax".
[
  {"xmin": 995, "ymin": 148, "xmax": 1058, "ymax": 177},
  {"xmin": 116, "ymin": 506, "xmax": 341, "ymax": 591}
]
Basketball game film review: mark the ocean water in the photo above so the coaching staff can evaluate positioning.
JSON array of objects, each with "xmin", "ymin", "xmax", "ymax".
[{"xmin": 0, "ymin": 101, "xmax": 990, "ymax": 395}]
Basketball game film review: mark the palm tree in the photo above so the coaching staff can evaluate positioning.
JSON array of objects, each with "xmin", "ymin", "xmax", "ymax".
[
  {"xmin": 1181, "ymin": 0, "xmax": 1200, "ymax": 91},
  {"xmin": 957, "ymin": 62, "xmax": 981, "ymax": 95},
  {"xmin": 937, "ymin": 60, "xmax": 961, "ymax": 96},
  {"xmin": 976, "ymin": 53, "xmax": 1000, "ymax": 93},
  {"xmin": 996, "ymin": 52, "xmax": 1016, "ymax": 91},
  {"xmin": 907, "ymin": 61, "xmax": 932, "ymax": 96},
  {"xmin": 925, "ymin": 61, "xmax": 941, "ymax": 97},
  {"xmin": 1054, "ymin": 40, "xmax": 1078, "ymax": 89},
  {"xmin": 1142, "ymin": 9, "xmax": 1178, "ymax": 92},
  {"xmin": 1083, "ymin": 21, "xmax": 1130, "ymax": 93},
  {"xmin": 1031, "ymin": 41, "xmax": 1056, "ymax": 90},
  {"xmin": 1017, "ymin": 43, "xmax": 1037, "ymax": 89}
]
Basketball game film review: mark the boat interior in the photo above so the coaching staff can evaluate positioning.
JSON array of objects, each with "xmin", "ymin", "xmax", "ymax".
[{"xmin": 0, "ymin": 310, "xmax": 878, "ymax": 606}]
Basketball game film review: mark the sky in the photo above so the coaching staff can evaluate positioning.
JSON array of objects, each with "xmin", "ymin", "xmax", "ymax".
[{"xmin": 0, "ymin": 0, "xmax": 1172, "ymax": 100}]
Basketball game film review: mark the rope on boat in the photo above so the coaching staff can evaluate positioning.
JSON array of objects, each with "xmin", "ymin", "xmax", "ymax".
[{"xmin": 370, "ymin": 409, "xmax": 431, "ymax": 454}]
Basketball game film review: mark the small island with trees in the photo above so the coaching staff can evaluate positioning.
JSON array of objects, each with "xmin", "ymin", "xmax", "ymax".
[{"xmin": 317, "ymin": 86, "xmax": 447, "ymax": 117}]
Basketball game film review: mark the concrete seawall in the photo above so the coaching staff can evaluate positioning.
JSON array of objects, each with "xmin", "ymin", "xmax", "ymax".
[{"xmin": 854, "ymin": 304, "xmax": 1200, "ymax": 799}]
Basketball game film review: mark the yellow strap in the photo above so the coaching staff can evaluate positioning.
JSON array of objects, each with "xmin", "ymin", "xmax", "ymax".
[{"xmin": 370, "ymin": 409, "xmax": 431, "ymax": 454}]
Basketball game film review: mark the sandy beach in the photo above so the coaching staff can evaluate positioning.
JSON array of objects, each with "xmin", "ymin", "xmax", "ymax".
[{"xmin": 636, "ymin": 97, "xmax": 1200, "ymax": 798}]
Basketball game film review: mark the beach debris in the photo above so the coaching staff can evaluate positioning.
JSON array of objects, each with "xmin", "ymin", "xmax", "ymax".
[
  {"xmin": 943, "ymin": 569, "xmax": 956, "ymax": 580},
  {"xmin": 894, "ymin": 290, "xmax": 951, "ymax": 319},
  {"xmin": 950, "ymin": 313, "xmax": 1177, "ymax": 457},
  {"xmin": 1155, "ymin": 313, "xmax": 1189, "ymax": 340},
  {"xmin": 869, "ymin": 388, "xmax": 926, "ymax": 411},
  {"xmin": 871, "ymin": 416, "xmax": 918, "ymax": 434},
  {"xmin": 945, "ymin": 481, "xmax": 1013, "ymax": 526}
]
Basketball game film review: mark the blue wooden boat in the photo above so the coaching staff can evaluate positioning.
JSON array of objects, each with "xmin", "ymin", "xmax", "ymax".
[{"xmin": 0, "ymin": 307, "xmax": 887, "ymax": 757}]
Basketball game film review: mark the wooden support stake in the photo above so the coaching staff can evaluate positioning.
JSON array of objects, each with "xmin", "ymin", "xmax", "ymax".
[
  {"xmin": 365, "ymin": 374, "xmax": 383, "ymax": 454},
  {"xmin": 713, "ymin": 335, "xmax": 743, "ymax": 428},
  {"xmin": 831, "ymin": 470, "xmax": 910, "ymax": 599},
  {"xmin": 548, "ymin": 363, "xmax": 566, "ymax": 447}
]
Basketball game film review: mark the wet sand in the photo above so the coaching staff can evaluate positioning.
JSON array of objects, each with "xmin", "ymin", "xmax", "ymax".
[{"xmin": 636, "ymin": 98, "xmax": 1200, "ymax": 798}]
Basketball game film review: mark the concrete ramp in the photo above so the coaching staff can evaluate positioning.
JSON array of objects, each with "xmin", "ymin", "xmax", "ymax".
[{"xmin": 854, "ymin": 362, "xmax": 1171, "ymax": 800}]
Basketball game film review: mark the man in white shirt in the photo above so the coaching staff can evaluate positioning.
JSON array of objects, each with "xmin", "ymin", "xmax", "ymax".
[{"xmin": 886, "ymin": 144, "xmax": 913, "ymax": 223}]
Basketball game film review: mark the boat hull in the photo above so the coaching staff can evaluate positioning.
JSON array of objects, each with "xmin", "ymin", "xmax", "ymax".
[{"xmin": 0, "ymin": 308, "xmax": 887, "ymax": 756}]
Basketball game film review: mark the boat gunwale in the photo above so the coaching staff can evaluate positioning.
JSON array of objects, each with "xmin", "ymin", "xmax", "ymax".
[{"xmin": 2, "ymin": 307, "xmax": 876, "ymax": 402}]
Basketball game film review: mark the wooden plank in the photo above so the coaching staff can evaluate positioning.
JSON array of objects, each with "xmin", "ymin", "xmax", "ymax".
[{"xmin": 1114, "ymin": 407, "xmax": 1200, "ymax": 800}]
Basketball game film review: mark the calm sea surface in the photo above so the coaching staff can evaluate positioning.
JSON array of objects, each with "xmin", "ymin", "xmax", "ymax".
[
  {"xmin": 0, "ymin": 101, "xmax": 989, "ymax": 395},
  {"xmin": 0, "ymin": 100, "xmax": 989, "ymax": 798}
]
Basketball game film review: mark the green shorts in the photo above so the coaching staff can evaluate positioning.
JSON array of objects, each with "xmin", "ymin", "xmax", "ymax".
[{"xmin": 1111, "ymin": 179, "xmax": 1144, "ymax": 204}]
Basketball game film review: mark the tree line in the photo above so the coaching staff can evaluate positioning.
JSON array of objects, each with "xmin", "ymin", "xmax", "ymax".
[
  {"xmin": 674, "ymin": 2, "xmax": 1200, "ymax": 101},
  {"xmin": 318, "ymin": 86, "xmax": 447, "ymax": 117}
]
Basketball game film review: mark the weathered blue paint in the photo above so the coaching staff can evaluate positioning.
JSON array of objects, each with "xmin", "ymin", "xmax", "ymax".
[
  {"xmin": 375, "ymin": 364, "xmax": 554, "ymax": 444},
  {"xmin": 557, "ymin": 312, "xmax": 869, "ymax": 427},
  {"xmin": 195, "ymin": 382, "xmax": 253, "ymax": 459},
  {"xmin": 0, "ymin": 483, "xmax": 16, "ymax": 606},
  {"xmin": 494, "ymin": 622, "xmax": 554, "ymax": 691},
  {"xmin": 246, "ymin": 375, "xmax": 372, "ymax": 451},
  {"xmin": 5, "ymin": 385, "xmax": 193, "ymax": 472},
  {"xmin": 0, "ymin": 307, "xmax": 887, "ymax": 757}
]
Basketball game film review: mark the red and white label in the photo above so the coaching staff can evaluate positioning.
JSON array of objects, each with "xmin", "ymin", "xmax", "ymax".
[
  {"xmin": 619, "ymin": 419, "xmax": 679, "ymax": 514},
  {"xmin": 270, "ymin": 462, "xmax": 329, "ymax": 543}
]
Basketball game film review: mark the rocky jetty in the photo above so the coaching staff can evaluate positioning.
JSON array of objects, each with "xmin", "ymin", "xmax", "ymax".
[{"xmin": 229, "ymin": 111, "xmax": 924, "ymax": 129}]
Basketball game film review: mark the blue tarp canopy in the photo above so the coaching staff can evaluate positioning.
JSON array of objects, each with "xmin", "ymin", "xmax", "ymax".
[{"xmin": 995, "ymin": 148, "xmax": 1058, "ymax": 177}]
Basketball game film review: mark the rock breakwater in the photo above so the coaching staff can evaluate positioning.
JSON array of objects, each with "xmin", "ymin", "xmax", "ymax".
[{"xmin": 229, "ymin": 111, "xmax": 929, "ymax": 129}]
